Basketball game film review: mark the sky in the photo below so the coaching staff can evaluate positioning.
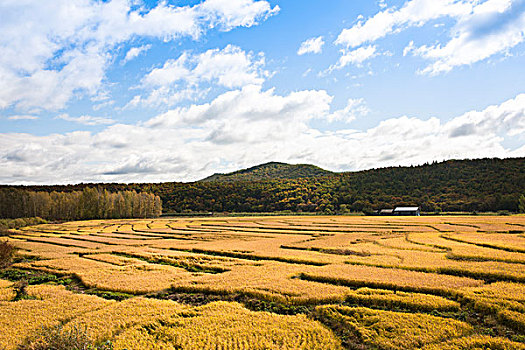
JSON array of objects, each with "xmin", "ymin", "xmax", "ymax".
[{"xmin": 0, "ymin": 0, "xmax": 524, "ymax": 184}]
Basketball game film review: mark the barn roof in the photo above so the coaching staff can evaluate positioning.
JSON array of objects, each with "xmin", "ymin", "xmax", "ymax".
[{"xmin": 394, "ymin": 207, "xmax": 419, "ymax": 211}]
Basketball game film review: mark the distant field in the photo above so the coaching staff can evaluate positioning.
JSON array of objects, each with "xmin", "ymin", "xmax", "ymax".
[{"xmin": 2, "ymin": 215, "xmax": 525, "ymax": 349}]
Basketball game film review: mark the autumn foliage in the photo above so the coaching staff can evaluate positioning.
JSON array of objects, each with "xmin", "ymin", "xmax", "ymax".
[{"xmin": 0, "ymin": 187, "xmax": 161, "ymax": 220}]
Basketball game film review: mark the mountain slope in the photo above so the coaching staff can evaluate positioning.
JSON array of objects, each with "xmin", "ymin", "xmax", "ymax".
[{"xmin": 200, "ymin": 162, "xmax": 333, "ymax": 182}]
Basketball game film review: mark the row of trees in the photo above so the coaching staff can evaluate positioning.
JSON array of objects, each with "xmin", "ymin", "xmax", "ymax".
[
  {"xmin": 2, "ymin": 157, "xmax": 523, "ymax": 215},
  {"xmin": 0, "ymin": 187, "xmax": 162, "ymax": 220}
]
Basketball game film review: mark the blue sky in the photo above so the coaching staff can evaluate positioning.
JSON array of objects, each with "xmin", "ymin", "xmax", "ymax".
[{"xmin": 0, "ymin": 0, "xmax": 524, "ymax": 184}]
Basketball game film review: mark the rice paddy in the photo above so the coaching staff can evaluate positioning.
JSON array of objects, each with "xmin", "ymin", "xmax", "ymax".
[{"xmin": 2, "ymin": 215, "xmax": 525, "ymax": 349}]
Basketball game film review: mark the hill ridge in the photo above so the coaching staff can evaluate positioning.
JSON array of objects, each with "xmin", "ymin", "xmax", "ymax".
[{"xmin": 199, "ymin": 161, "xmax": 333, "ymax": 182}]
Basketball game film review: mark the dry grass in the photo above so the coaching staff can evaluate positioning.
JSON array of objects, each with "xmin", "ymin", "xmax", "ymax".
[
  {"xmin": 0, "ymin": 285, "xmax": 110, "ymax": 349},
  {"xmin": 112, "ymin": 301, "xmax": 342, "ymax": 350},
  {"xmin": 63, "ymin": 297, "xmax": 188, "ymax": 342},
  {"xmin": 314, "ymin": 305, "xmax": 472, "ymax": 349},
  {"xmin": 1, "ymin": 215, "xmax": 525, "ymax": 348},
  {"xmin": 420, "ymin": 335, "xmax": 525, "ymax": 350},
  {"xmin": 18, "ymin": 324, "xmax": 113, "ymax": 350}
]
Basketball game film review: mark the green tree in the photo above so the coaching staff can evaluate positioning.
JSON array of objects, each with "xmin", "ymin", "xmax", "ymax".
[{"xmin": 519, "ymin": 194, "xmax": 525, "ymax": 213}]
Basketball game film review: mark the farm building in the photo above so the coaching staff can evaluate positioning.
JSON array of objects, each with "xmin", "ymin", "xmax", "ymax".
[
  {"xmin": 378, "ymin": 209, "xmax": 394, "ymax": 215},
  {"xmin": 393, "ymin": 207, "xmax": 420, "ymax": 216}
]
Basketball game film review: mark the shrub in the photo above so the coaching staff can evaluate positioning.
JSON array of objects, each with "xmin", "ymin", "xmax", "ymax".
[
  {"xmin": 0, "ymin": 240, "xmax": 16, "ymax": 269},
  {"xmin": 13, "ymin": 279, "xmax": 29, "ymax": 301},
  {"xmin": 1, "ymin": 217, "xmax": 48, "ymax": 236}
]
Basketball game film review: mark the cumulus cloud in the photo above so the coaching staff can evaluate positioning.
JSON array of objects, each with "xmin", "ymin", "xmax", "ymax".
[
  {"xmin": 335, "ymin": 0, "xmax": 473, "ymax": 48},
  {"xmin": 145, "ymin": 84, "xmax": 332, "ymax": 128},
  {"xmin": 199, "ymin": 0, "xmax": 280, "ymax": 30},
  {"xmin": 0, "ymin": 0, "xmax": 278, "ymax": 112},
  {"xmin": 326, "ymin": 99, "xmax": 370, "ymax": 122},
  {"xmin": 446, "ymin": 93, "xmax": 525, "ymax": 137},
  {"xmin": 297, "ymin": 36, "xmax": 325, "ymax": 55},
  {"xmin": 129, "ymin": 45, "xmax": 268, "ymax": 108},
  {"xmin": 122, "ymin": 45, "xmax": 152, "ymax": 64},
  {"xmin": 334, "ymin": 0, "xmax": 525, "ymax": 74},
  {"xmin": 409, "ymin": 0, "xmax": 525, "ymax": 75},
  {"xmin": 0, "ymin": 88, "xmax": 523, "ymax": 184},
  {"xmin": 56, "ymin": 114, "xmax": 116, "ymax": 126}
]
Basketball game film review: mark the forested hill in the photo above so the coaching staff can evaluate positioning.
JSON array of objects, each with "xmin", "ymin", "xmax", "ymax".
[
  {"xmin": 1, "ymin": 157, "xmax": 524, "ymax": 215},
  {"xmin": 152, "ymin": 157, "xmax": 524, "ymax": 213},
  {"xmin": 199, "ymin": 162, "xmax": 333, "ymax": 182}
]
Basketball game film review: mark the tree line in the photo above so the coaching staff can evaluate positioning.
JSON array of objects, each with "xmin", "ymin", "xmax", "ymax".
[
  {"xmin": 151, "ymin": 158, "xmax": 525, "ymax": 214},
  {"xmin": 2, "ymin": 157, "xmax": 524, "ymax": 215},
  {"xmin": 0, "ymin": 187, "xmax": 162, "ymax": 220}
]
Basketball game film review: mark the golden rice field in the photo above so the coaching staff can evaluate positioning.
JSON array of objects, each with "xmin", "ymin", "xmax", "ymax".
[{"xmin": 2, "ymin": 215, "xmax": 525, "ymax": 349}]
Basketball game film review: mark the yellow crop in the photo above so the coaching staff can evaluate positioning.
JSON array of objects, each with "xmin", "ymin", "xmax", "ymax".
[
  {"xmin": 421, "ymin": 335, "xmax": 525, "ymax": 349},
  {"xmin": 345, "ymin": 287, "xmax": 460, "ymax": 311},
  {"xmin": 63, "ymin": 297, "xmax": 188, "ymax": 342},
  {"xmin": 1, "ymin": 215, "xmax": 525, "ymax": 348},
  {"xmin": 0, "ymin": 279, "xmax": 14, "ymax": 301},
  {"xmin": 0, "ymin": 285, "xmax": 110, "ymax": 349},
  {"xmin": 314, "ymin": 305, "xmax": 472, "ymax": 349},
  {"xmin": 113, "ymin": 301, "xmax": 342, "ymax": 350},
  {"xmin": 0, "ymin": 279, "xmax": 12, "ymax": 288}
]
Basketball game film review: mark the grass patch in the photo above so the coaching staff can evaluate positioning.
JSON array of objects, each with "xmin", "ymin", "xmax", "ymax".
[
  {"xmin": 151, "ymin": 289, "xmax": 313, "ymax": 315},
  {"xmin": 0, "ymin": 267, "xmax": 134, "ymax": 302},
  {"xmin": 0, "ymin": 268, "xmax": 61, "ymax": 285},
  {"xmin": 343, "ymin": 260, "xmax": 525, "ymax": 284},
  {"xmin": 446, "ymin": 252, "xmax": 525, "ymax": 265},
  {"xmin": 111, "ymin": 251, "xmax": 228, "ymax": 274},
  {"xmin": 313, "ymin": 305, "xmax": 472, "ymax": 350},
  {"xmin": 169, "ymin": 247, "xmax": 328, "ymax": 266},
  {"xmin": 297, "ymin": 272, "xmax": 458, "ymax": 298},
  {"xmin": 88, "ymin": 290, "xmax": 134, "ymax": 301},
  {"xmin": 280, "ymin": 245, "xmax": 372, "ymax": 256},
  {"xmin": 0, "ymin": 217, "xmax": 47, "ymax": 236},
  {"xmin": 441, "ymin": 234, "xmax": 525, "ymax": 254}
]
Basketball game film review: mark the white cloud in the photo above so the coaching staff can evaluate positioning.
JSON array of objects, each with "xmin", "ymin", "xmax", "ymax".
[
  {"xmin": 335, "ymin": 0, "xmax": 473, "ymax": 48},
  {"xmin": 0, "ymin": 0, "xmax": 278, "ymax": 112},
  {"xmin": 329, "ymin": 45, "xmax": 378, "ymax": 71},
  {"xmin": 297, "ymin": 36, "xmax": 325, "ymax": 55},
  {"xmin": 403, "ymin": 40, "xmax": 416, "ymax": 56},
  {"xmin": 149, "ymin": 45, "xmax": 266, "ymax": 88},
  {"xmin": 126, "ymin": 86, "xmax": 204, "ymax": 110},
  {"xmin": 0, "ymin": 88, "xmax": 523, "ymax": 184},
  {"xmin": 7, "ymin": 115, "xmax": 39, "ymax": 120},
  {"xmin": 199, "ymin": 0, "xmax": 280, "ymax": 30},
  {"xmin": 445, "ymin": 93, "xmax": 525, "ymax": 137},
  {"xmin": 122, "ymin": 45, "xmax": 152, "ymax": 64},
  {"xmin": 130, "ymin": 45, "xmax": 268, "ymax": 108},
  {"xmin": 56, "ymin": 113, "xmax": 116, "ymax": 126},
  {"xmin": 326, "ymin": 98, "xmax": 370, "ymax": 122},
  {"xmin": 410, "ymin": 0, "xmax": 525, "ymax": 75},
  {"xmin": 335, "ymin": 0, "xmax": 525, "ymax": 75},
  {"xmin": 145, "ymin": 84, "xmax": 332, "ymax": 128}
]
